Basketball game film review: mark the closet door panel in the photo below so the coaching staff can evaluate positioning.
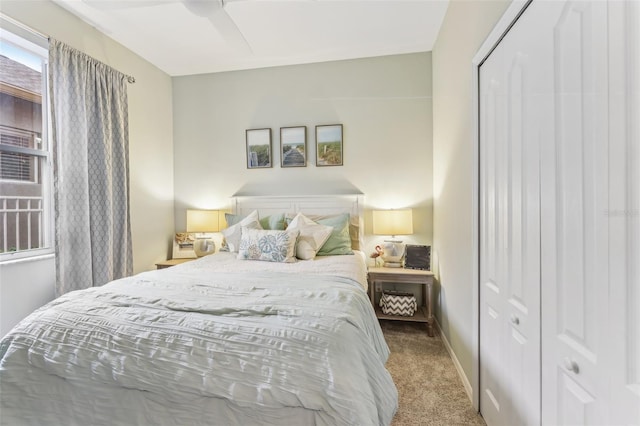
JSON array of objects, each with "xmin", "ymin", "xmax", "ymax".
[
  {"xmin": 558, "ymin": 375, "xmax": 596, "ymax": 425},
  {"xmin": 541, "ymin": 1, "xmax": 609, "ymax": 424},
  {"xmin": 608, "ymin": 0, "xmax": 640, "ymax": 423},
  {"xmin": 503, "ymin": 49, "xmax": 541, "ymax": 425},
  {"xmin": 479, "ymin": 2, "xmax": 557, "ymax": 423},
  {"xmin": 480, "ymin": 0, "xmax": 638, "ymax": 424},
  {"xmin": 479, "ymin": 64, "xmax": 507, "ymax": 426}
]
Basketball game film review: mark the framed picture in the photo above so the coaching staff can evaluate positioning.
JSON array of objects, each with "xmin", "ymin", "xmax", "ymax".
[
  {"xmin": 246, "ymin": 128, "xmax": 272, "ymax": 168},
  {"xmin": 404, "ymin": 245, "xmax": 431, "ymax": 271},
  {"xmin": 316, "ymin": 124, "xmax": 343, "ymax": 166},
  {"xmin": 280, "ymin": 126, "xmax": 307, "ymax": 167}
]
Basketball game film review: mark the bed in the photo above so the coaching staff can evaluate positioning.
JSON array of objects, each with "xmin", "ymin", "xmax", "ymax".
[{"xmin": 0, "ymin": 195, "xmax": 398, "ymax": 425}]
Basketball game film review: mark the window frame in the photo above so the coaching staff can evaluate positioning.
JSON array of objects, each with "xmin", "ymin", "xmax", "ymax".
[
  {"xmin": 0, "ymin": 127, "xmax": 44, "ymax": 183},
  {"xmin": 0, "ymin": 15, "xmax": 53, "ymax": 262}
]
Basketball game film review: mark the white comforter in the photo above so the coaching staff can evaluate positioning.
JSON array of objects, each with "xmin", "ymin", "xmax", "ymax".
[{"xmin": 0, "ymin": 253, "xmax": 397, "ymax": 425}]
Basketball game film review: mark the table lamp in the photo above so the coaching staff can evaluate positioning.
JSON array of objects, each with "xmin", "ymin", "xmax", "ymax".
[
  {"xmin": 372, "ymin": 209, "xmax": 413, "ymax": 268},
  {"xmin": 187, "ymin": 209, "xmax": 219, "ymax": 257}
]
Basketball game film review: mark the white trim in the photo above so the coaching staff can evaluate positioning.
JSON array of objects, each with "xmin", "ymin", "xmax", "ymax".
[
  {"xmin": 232, "ymin": 194, "xmax": 363, "ymax": 215},
  {"xmin": 471, "ymin": 0, "xmax": 532, "ymax": 413},
  {"xmin": 470, "ymin": 62, "xmax": 481, "ymax": 410},
  {"xmin": 0, "ymin": 19, "xmax": 53, "ymax": 261},
  {"xmin": 0, "ymin": 13, "xmax": 48, "ymax": 53},
  {"xmin": 0, "ymin": 252, "xmax": 54, "ymax": 266},
  {"xmin": 472, "ymin": 0, "xmax": 531, "ymax": 66},
  {"xmin": 434, "ymin": 318, "xmax": 473, "ymax": 402}
]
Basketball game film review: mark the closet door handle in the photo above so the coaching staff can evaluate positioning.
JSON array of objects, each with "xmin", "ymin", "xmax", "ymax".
[
  {"xmin": 510, "ymin": 315, "xmax": 520, "ymax": 325},
  {"xmin": 563, "ymin": 357, "xmax": 580, "ymax": 374}
]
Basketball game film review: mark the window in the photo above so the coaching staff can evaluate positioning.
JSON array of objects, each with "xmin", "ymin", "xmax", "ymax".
[
  {"xmin": 0, "ymin": 18, "xmax": 51, "ymax": 259},
  {"xmin": 1, "ymin": 128, "xmax": 42, "ymax": 182}
]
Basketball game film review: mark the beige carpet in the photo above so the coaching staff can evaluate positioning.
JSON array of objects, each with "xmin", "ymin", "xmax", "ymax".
[{"xmin": 380, "ymin": 321, "xmax": 486, "ymax": 426}]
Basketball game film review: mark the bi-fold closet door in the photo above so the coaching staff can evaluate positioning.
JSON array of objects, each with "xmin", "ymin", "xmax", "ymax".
[
  {"xmin": 479, "ymin": 0, "xmax": 639, "ymax": 425},
  {"xmin": 478, "ymin": 1, "xmax": 551, "ymax": 424}
]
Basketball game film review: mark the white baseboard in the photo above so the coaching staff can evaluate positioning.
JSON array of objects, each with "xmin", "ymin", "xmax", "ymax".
[{"xmin": 433, "ymin": 319, "xmax": 473, "ymax": 402}]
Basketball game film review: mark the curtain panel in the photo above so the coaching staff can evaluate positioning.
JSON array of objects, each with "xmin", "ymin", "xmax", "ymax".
[{"xmin": 49, "ymin": 39, "xmax": 132, "ymax": 296}]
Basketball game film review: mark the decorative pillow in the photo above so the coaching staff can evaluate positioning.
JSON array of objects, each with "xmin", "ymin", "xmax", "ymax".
[
  {"xmin": 225, "ymin": 213, "xmax": 240, "ymax": 227},
  {"xmin": 287, "ymin": 213, "xmax": 333, "ymax": 260},
  {"xmin": 221, "ymin": 210, "xmax": 260, "ymax": 252},
  {"xmin": 224, "ymin": 211, "xmax": 255, "ymax": 227},
  {"xmin": 237, "ymin": 227, "xmax": 299, "ymax": 263},
  {"xmin": 227, "ymin": 211, "xmax": 285, "ymax": 230},
  {"xmin": 290, "ymin": 213, "xmax": 360, "ymax": 251},
  {"xmin": 259, "ymin": 213, "xmax": 286, "ymax": 230},
  {"xmin": 314, "ymin": 213, "xmax": 353, "ymax": 256}
]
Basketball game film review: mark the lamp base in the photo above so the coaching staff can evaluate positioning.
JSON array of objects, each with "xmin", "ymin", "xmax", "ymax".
[
  {"xmin": 194, "ymin": 238, "xmax": 215, "ymax": 257},
  {"xmin": 380, "ymin": 240, "xmax": 406, "ymax": 269}
]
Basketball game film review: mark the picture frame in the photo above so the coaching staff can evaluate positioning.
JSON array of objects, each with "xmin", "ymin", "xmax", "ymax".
[
  {"xmin": 316, "ymin": 124, "xmax": 343, "ymax": 166},
  {"xmin": 246, "ymin": 128, "xmax": 272, "ymax": 169},
  {"xmin": 280, "ymin": 126, "xmax": 307, "ymax": 167},
  {"xmin": 404, "ymin": 245, "xmax": 431, "ymax": 271}
]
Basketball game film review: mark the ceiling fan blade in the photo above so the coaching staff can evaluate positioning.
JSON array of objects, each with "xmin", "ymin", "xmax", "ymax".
[
  {"xmin": 208, "ymin": 9, "xmax": 252, "ymax": 54},
  {"xmin": 82, "ymin": 0, "xmax": 173, "ymax": 11},
  {"xmin": 182, "ymin": 0, "xmax": 222, "ymax": 17}
]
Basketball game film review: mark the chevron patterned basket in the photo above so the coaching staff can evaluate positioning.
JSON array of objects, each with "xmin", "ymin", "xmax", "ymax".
[{"xmin": 379, "ymin": 291, "xmax": 417, "ymax": 317}]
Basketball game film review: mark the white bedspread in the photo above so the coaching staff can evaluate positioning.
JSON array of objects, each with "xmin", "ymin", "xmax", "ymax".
[{"xmin": 0, "ymin": 253, "xmax": 397, "ymax": 425}]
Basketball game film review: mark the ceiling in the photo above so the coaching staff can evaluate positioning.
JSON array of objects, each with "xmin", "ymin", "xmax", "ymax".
[{"xmin": 51, "ymin": 0, "xmax": 449, "ymax": 76}]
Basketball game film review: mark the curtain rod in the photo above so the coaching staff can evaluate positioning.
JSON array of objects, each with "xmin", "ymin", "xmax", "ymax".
[
  {"xmin": 1, "ymin": 13, "xmax": 136, "ymax": 84},
  {"xmin": 50, "ymin": 38, "xmax": 136, "ymax": 84}
]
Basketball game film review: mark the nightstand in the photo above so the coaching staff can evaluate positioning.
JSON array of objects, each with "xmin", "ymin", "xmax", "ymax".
[
  {"xmin": 368, "ymin": 267, "xmax": 435, "ymax": 336},
  {"xmin": 155, "ymin": 258, "xmax": 195, "ymax": 269}
]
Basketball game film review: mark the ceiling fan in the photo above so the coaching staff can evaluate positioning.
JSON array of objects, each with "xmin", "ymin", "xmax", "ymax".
[{"xmin": 82, "ymin": 0, "xmax": 252, "ymax": 53}]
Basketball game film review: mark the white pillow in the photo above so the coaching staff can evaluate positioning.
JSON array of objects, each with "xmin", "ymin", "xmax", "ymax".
[
  {"xmin": 221, "ymin": 210, "xmax": 261, "ymax": 252},
  {"xmin": 237, "ymin": 227, "xmax": 299, "ymax": 263},
  {"xmin": 287, "ymin": 212, "xmax": 334, "ymax": 260}
]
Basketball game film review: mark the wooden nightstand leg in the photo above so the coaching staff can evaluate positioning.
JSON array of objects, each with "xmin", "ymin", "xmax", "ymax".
[
  {"xmin": 426, "ymin": 320, "xmax": 434, "ymax": 337},
  {"xmin": 426, "ymin": 280, "xmax": 434, "ymax": 337},
  {"xmin": 369, "ymin": 280, "xmax": 375, "ymax": 305}
]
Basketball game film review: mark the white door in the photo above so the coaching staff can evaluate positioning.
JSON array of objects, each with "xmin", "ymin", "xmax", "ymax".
[
  {"xmin": 478, "ymin": 2, "xmax": 563, "ymax": 424},
  {"xmin": 607, "ymin": 1, "xmax": 640, "ymax": 423},
  {"xmin": 540, "ymin": 1, "xmax": 640, "ymax": 424},
  {"xmin": 480, "ymin": 1, "xmax": 639, "ymax": 424}
]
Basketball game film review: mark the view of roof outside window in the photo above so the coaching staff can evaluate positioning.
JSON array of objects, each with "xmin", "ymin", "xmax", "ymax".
[{"xmin": 0, "ymin": 28, "xmax": 50, "ymax": 257}]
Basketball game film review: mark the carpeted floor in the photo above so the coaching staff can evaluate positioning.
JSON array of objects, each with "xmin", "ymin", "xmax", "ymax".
[{"xmin": 380, "ymin": 321, "xmax": 486, "ymax": 426}]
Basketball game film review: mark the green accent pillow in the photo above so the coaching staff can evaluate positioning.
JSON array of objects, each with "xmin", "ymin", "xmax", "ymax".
[
  {"xmin": 315, "ymin": 213, "xmax": 353, "ymax": 256},
  {"xmin": 226, "ymin": 212, "xmax": 285, "ymax": 230},
  {"xmin": 259, "ymin": 213, "xmax": 286, "ymax": 230}
]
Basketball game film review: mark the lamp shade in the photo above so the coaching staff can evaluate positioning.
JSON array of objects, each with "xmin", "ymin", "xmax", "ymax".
[
  {"xmin": 186, "ymin": 210, "xmax": 219, "ymax": 233},
  {"xmin": 372, "ymin": 209, "xmax": 413, "ymax": 236}
]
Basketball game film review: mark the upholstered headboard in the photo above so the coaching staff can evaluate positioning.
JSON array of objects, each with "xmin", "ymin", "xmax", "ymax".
[{"xmin": 231, "ymin": 194, "xmax": 364, "ymax": 251}]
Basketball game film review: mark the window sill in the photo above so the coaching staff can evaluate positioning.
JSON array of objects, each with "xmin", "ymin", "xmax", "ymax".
[{"xmin": 0, "ymin": 250, "xmax": 55, "ymax": 266}]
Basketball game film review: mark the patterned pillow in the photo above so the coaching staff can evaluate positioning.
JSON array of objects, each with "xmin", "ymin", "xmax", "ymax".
[
  {"xmin": 237, "ymin": 227, "xmax": 299, "ymax": 263},
  {"xmin": 286, "ymin": 213, "xmax": 333, "ymax": 260}
]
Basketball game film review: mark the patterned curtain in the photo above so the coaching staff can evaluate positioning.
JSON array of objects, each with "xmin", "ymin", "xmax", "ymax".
[{"xmin": 49, "ymin": 39, "xmax": 132, "ymax": 296}]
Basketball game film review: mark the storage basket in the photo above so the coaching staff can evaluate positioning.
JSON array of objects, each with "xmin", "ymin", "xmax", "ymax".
[{"xmin": 379, "ymin": 291, "xmax": 417, "ymax": 317}]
